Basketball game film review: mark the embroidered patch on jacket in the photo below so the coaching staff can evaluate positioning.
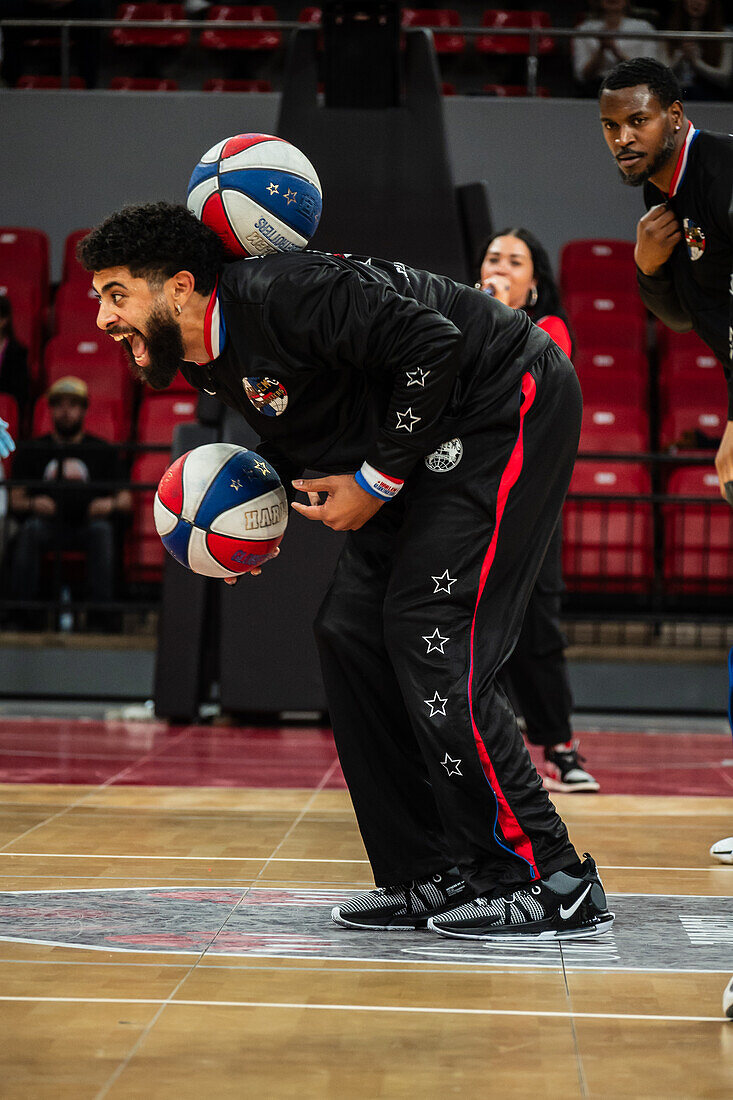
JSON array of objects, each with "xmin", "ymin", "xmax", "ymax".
[
  {"xmin": 425, "ymin": 438, "xmax": 463, "ymax": 473},
  {"xmin": 242, "ymin": 377, "xmax": 289, "ymax": 416},
  {"xmin": 683, "ymin": 218, "xmax": 706, "ymax": 261}
]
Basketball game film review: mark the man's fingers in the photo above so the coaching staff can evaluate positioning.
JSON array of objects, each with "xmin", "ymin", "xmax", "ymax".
[
  {"xmin": 292, "ymin": 477, "xmax": 333, "ymax": 492},
  {"xmin": 307, "ymin": 491, "xmax": 321, "ymax": 506},
  {"xmin": 291, "ymin": 500, "xmax": 326, "ymax": 522}
]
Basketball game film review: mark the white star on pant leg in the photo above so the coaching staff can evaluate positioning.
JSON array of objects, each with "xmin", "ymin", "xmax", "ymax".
[
  {"xmin": 395, "ymin": 407, "xmax": 421, "ymax": 432},
  {"xmin": 405, "ymin": 367, "xmax": 430, "ymax": 387},
  {"xmin": 441, "ymin": 753, "xmax": 462, "ymax": 776},
  {"xmin": 422, "ymin": 627, "xmax": 449, "ymax": 654},
  {"xmin": 424, "ymin": 691, "xmax": 448, "ymax": 717},
  {"xmin": 431, "ymin": 569, "xmax": 456, "ymax": 595}
]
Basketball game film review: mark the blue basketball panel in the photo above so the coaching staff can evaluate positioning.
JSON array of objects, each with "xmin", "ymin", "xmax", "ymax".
[
  {"xmin": 194, "ymin": 451, "xmax": 281, "ymax": 530},
  {"xmin": 162, "ymin": 519, "xmax": 193, "ymax": 569},
  {"xmin": 218, "ymin": 168, "xmax": 322, "ymax": 239},
  {"xmin": 186, "ymin": 159, "xmax": 219, "ymax": 199}
]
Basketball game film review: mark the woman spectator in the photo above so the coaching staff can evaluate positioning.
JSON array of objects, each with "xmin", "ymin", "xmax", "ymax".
[
  {"xmin": 665, "ymin": 0, "xmax": 732, "ymax": 100},
  {"xmin": 573, "ymin": 0, "xmax": 662, "ymax": 95},
  {"xmin": 475, "ymin": 227, "xmax": 599, "ymax": 793}
]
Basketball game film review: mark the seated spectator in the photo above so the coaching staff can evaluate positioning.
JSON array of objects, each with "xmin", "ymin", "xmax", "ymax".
[
  {"xmin": 8, "ymin": 376, "xmax": 131, "ymax": 630},
  {"xmin": 665, "ymin": 0, "xmax": 733, "ymax": 100},
  {"xmin": 0, "ymin": 296, "xmax": 31, "ymax": 421},
  {"xmin": 573, "ymin": 0, "xmax": 662, "ymax": 95}
]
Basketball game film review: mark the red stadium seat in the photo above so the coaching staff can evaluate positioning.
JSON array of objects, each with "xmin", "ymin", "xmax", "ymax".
[
  {"xmin": 0, "ymin": 227, "xmax": 49, "ymax": 305},
  {"xmin": 137, "ymin": 393, "xmax": 198, "ymax": 444},
  {"xmin": 200, "ymin": 6, "xmax": 282, "ymax": 51},
  {"xmin": 663, "ymin": 466, "xmax": 733, "ymax": 594},
  {"xmin": 401, "ymin": 9, "xmax": 465, "ymax": 54},
  {"xmin": 32, "ymin": 397, "xmax": 129, "ymax": 442},
  {"xmin": 574, "ymin": 347, "xmax": 648, "ymax": 377},
  {"xmin": 111, "ymin": 4, "xmax": 189, "ymax": 48},
  {"xmin": 62, "ymin": 229, "xmax": 93, "ymax": 285},
  {"xmin": 127, "ymin": 452, "xmax": 169, "ymax": 582},
  {"xmin": 477, "ymin": 10, "xmax": 554, "ymax": 55},
  {"xmin": 560, "ymin": 239, "xmax": 636, "ymax": 295},
  {"xmin": 441, "ymin": 82, "xmax": 456, "ymax": 95},
  {"xmin": 572, "ymin": 311, "xmax": 647, "ymax": 354},
  {"xmin": 298, "ymin": 6, "xmax": 321, "ymax": 23},
  {"xmin": 108, "ymin": 76, "xmax": 180, "ymax": 90},
  {"xmin": 53, "ymin": 282, "xmax": 101, "ymax": 337},
  {"xmin": 574, "ymin": 348, "xmax": 648, "ymax": 407},
  {"xmin": 655, "ymin": 323, "xmax": 714, "ymax": 362},
  {"xmin": 563, "ymin": 461, "xmax": 653, "ymax": 593},
  {"xmin": 579, "ymin": 403, "xmax": 648, "ymax": 454},
  {"xmin": 43, "ymin": 335, "xmax": 135, "ymax": 408},
  {"xmin": 659, "ymin": 343, "xmax": 720, "ymax": 378},
  {"xmin": 202, "ymin": 78, "xmax": 272, "ymax": 91},
  {"xmin": 565, "ymin": 290, "xmax": 645, "ymax": 324},
  {"xmin": 659, "ymin": 395, "xmax": 726, "ymax": 451},
  {"xmin": 15, "ymin": 75, "xmax": 86, "ymax": 89},
  {"xmin": 482, "ymin": 83, "xmax": 550, "ymax": 96}
]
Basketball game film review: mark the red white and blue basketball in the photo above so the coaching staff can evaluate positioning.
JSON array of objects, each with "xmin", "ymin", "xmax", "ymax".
[
  {"xmin": 154, "ymin": 443, "xmax": 288, "ymax": 579},
  {"xmin": 186, "ymin": 133, "xmax": 322, "ymax": 259}
]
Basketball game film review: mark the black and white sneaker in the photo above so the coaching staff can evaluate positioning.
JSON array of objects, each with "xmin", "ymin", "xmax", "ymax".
[
  {"xmin": 544, "ymin": 741, "xmax": 600, "ymax": 793},
  {"xmin": 331, "ymin": 869, "xmax": 473, "ymax": 930},
  {"xmin": 427, "ymin": 854, "xmax": 614, "ymax": 940}
]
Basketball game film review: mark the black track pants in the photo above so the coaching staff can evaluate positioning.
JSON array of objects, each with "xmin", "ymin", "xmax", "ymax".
[
  {"xmin": 315, "ymin": 346, "xmax": 583, "ymax": 896},
  {"xmin": 501, "ymin": 524, "xmax": 574, "ymax": 749}
]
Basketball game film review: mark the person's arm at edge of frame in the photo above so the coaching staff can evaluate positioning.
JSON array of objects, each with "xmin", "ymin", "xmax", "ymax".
[
  {"xmin": 713, "ymin": 171, "xmax": 733, "ymax": 502},
  {"xmin": 634, "ymin": 202, "xmax": 693, "ymax": 333}
]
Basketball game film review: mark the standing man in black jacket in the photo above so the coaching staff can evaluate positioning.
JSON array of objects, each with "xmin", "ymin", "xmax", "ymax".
[
  {"xmin": 77, "ymin": 202, "xmax": 614, "ymax": 941},
  {"xmin": 599, "ymin": 57, "xmax": 733, "ymax": 497}
]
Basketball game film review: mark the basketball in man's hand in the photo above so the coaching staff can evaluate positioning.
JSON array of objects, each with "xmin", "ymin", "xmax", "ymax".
[{"xmin": 154, "ymin": 443, "xmax": 287, "ymax": 578}]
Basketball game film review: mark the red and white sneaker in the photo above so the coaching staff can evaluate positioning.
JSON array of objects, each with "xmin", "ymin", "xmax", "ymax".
[{"xmin": 544, "ymin": 740, "xmax": 600, "ymax": 793}]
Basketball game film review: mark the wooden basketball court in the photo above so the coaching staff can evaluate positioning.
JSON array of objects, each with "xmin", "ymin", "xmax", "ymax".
[{"xmin": 0, "ymin": 718, "xmax": 731, "ymax": 1097}]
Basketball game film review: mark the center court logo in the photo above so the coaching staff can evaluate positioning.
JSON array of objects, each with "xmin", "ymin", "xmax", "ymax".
[{"xmin": 425, "ymin": 438, "xmax": 463, "ymax": 473}]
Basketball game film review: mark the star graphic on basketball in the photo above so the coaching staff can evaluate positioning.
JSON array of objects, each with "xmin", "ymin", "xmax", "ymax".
[
  {"xmin": 395, "ymin": 407, "xmax": 420, "ymax": 432},
  {"xmin": 266, "ymin": 182, "xmax": 279, "ymax": 195},
  {"xmin": 284, "ymin": 189, "xmax": 297, "ymax": 205},
  {"xmin": 422, "ymin": 627, "xmax": 449, "ymax": 655},
  {"xmin": 253, "ymin": 460, "xmax": 270, "ymax": 476},
  {"xmin": 230, "ymin": 479, "xmax": 243, "ymax": 491},
  {"xmin": 424, "ymin": 691, "xmax": 448, "ymax": 717},
  {"xmin": 441, "ymin": 753, "xmax": 462, "ymax": 776},
  {"xmin": 432, "ymin": 569, "xmax": 456, "ymax": 595},
  {"xmin": 406, "ymin": 367, "xmax": 430, "ymax": 387}
]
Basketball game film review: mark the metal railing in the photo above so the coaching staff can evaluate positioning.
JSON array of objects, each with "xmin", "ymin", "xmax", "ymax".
[{"xmin": 1, "ymin": 17, "xmax": 732, "ymax": 95}]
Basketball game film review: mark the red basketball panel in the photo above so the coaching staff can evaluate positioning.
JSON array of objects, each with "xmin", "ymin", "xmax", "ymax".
[
  {"xmin": 157, "ymin": 451, "xmax": 188, "ymax": 517},
  {"xmin": 206, "ymin": 532, "xmax": 281, "ymax": 573},
  {"xmin": 201, "ymin": 192, "xmax": 247, "ymax": 257},
  {"xmin": 221, "ymin": 133, "xmax": 278, "ymax": 159}
]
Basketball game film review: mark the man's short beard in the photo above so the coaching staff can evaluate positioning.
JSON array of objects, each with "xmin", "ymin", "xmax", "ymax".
[
  {"xmin": 122, "ymin": 302, "xmax": 185, "ymax": 390},
  {"xmin": 619, "ymin": 128, "xmax": 677, "ymax": 187}
]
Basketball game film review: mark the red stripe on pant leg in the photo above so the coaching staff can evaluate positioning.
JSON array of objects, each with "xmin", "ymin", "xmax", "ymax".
[{"xmin": 468, "ymin": 372, "xmax": 538, "ymax": 873}]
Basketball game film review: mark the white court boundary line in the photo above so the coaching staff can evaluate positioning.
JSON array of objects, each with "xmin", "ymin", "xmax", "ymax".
[
  {"xmin": 0, "ymin": 853, "xmax": 727, "ymax": 872},
  {"xmin": 0, "ymin": 994, "xmax": 726, "ymax": 1024}
]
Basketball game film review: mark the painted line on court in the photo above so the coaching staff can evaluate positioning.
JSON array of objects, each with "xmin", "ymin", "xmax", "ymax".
[
  {"xmin": 0, "ymin": 854, "xmax": 727, "ymax": 871},
  {"xmin": 0, "ymin": 994, "xmax": 725, "ymax": 1023}
]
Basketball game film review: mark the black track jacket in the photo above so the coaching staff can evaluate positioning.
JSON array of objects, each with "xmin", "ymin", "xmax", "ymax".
[
  {"xmin": 180, "ymin": 251, "xmax": 551, "ymax": 488},
  {"xmin": 637, "ymin": 127, "xmax": 733, "ymax": 416}
]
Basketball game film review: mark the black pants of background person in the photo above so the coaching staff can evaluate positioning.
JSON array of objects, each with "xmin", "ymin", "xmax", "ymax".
[
  {"xmin": 10, "ymin": 515, "xmax": 115, "ymax": 624},
  {"xmin": 501, "ymin": 524, "xmax": 573, "ymax": 749},
  {"xmin": 0, "ymin": 1, "xmax": 102, "ymax": 89},
  {"xmin": 315, "ymin": 344, "xmax": 583, "ymax": 899}
]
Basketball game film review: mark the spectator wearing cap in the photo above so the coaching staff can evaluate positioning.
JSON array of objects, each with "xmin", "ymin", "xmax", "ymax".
[{"xmin": 8, "ymin": 376, "xmax": 131, "ymax": 630}]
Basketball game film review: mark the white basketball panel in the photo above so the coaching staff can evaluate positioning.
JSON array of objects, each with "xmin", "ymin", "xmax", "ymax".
[
  {"xmin": 210, "ymin": 485, "xmax": 288, "ymax": 539},
  {"xmin": 153, "ymin": 493, "xmax": 178, "ymax": 537},
  {"xmin": 186, "ymin": 525, "xmax": 238, "ymax": 579},
  {"xmin": 222, "ymin": 141, "xmax": 322, "ymax": 191},
  {"xmin": 186, "ymin": 175, "xmax": 220, "ymax": 220},
  {"xmin": 222, "ymin": 190, "xmax": 308, "ymax": 252},
  {"xmin": 200, "ymin": 137, "xmax": 228, "ymax": 165}
]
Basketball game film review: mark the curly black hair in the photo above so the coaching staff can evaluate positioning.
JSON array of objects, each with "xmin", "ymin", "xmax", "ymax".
[
  {"xmin": 599, "ymin": 58, "xmax": 683, "ymax": 109},
  {"xmin": 76, "ymin": 202, "xmax": 225, "ymax": 295}
]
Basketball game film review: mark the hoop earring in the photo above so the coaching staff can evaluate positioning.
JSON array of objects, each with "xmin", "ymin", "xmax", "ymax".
[{"xmin": 527, "ymin": 286, "xmax": 538, "ymax": 308}]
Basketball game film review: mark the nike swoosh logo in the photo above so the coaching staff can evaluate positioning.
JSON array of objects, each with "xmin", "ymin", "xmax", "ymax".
[{"xmin": 559, "ymin": 883, "xmax": 593, "ymax": 920}]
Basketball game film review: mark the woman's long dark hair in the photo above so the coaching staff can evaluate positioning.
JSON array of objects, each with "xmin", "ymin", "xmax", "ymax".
[{"xmin": 477, "ymin": 226, "xmax": 574, "ymax": 354}]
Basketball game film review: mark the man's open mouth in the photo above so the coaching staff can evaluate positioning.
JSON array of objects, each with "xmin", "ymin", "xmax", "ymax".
[
  {"xmin": 109, "ymin": 330, "xmax": 148, "ymax": 367},
  {"xmin": 617, "ymin": 152, "xmax": 644, "ymax": 167}
]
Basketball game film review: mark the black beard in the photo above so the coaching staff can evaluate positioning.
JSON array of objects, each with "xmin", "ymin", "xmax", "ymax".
[
  {"xmin": 618, "ymin": 129, "xmax": 677, "ymax": 188},
  {"xmin": 121, "ymin": 303, "xmax": 185, "ymax": 390},
  {"xmin": 54, "ymin": 419, "xmax": 83, "ymax": 440}
]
